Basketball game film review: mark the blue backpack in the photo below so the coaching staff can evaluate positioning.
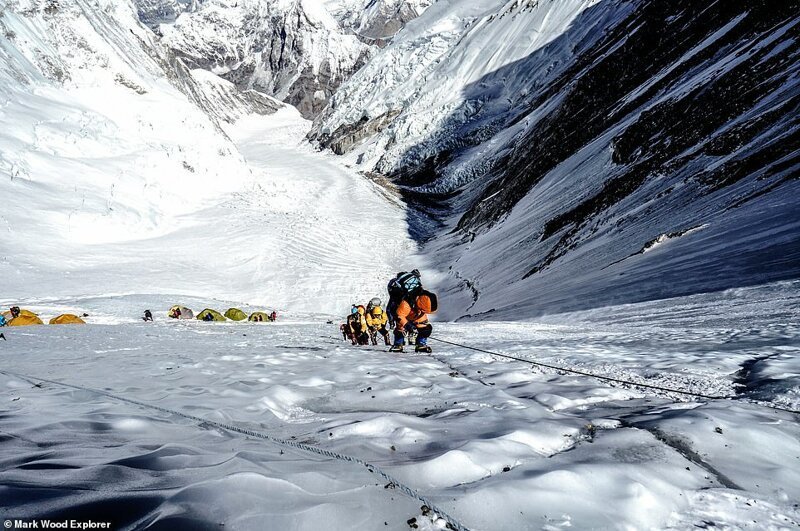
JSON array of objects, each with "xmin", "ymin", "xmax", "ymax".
[
  {"xmin": 0, "ymin": 314, "xmax": 6, "ymax": 327},
  {"xmin": 387, "ymin": 270, "xmax": 423, "ymax": 322}
]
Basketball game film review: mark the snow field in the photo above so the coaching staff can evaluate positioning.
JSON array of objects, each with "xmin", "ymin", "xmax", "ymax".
[{"xmin": 1, "ymin": 282, "xmax": 798, "ymax": 530}]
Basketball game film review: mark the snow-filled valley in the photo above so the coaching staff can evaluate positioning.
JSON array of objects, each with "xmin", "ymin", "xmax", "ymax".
[
  {"xmin": 2, "ymin": 0, "xmax": 799, "ymax": 529},
  {"xmin": 0, "ymin": 0, "xmax": 417, "ymax": 314}
]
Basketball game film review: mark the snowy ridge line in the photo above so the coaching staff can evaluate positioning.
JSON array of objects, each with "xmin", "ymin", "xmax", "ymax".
[
  {"xmin": 429, "ymin": 338, "xmax": 800, "ymax": 416},
  {"xmin": 0, "ymin": 369, "xmax": 470, "ymax": 531}
]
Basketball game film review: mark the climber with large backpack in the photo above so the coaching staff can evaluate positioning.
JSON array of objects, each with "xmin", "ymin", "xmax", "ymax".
[
  {"xmin": 386, "ymin": 270, "xmax": 421, "ymax": 328},
  {"xmin": 387, "ymin": 270, "xmax": 438, "ymax": 353}
]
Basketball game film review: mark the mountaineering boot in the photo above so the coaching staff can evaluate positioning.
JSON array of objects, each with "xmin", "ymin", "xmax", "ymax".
[
  {"xmin": 415, "ymin": 336, "xmax": 431, "ymax": 353},
  {"xmin": 389, "ymin": 344, "xmax": 404, "ymax": 353}
]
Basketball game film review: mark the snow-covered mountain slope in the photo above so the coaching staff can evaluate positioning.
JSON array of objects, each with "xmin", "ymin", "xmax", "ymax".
[
  {"xmin": 155, "ymin": 0, "xmax": 372, "ymax": 118},
  {"xmin": 0, "ymin": 0, "xmax": 249, "ymax": 242},
  {"xmin": 310, "ymin": 0, "xmax": 800, "ymax": 319},
  {"xmin": 0, "ymin": 0, "xmax": 416, "ymax": 314},
  {"xmin": 311, "ymin": 0, "xmax": 593, "ymax": 161}
]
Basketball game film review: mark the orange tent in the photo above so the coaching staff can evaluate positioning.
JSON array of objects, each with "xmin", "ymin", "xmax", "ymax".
[
  {"xmin": 8, "ymin": 314, "xmax": 44, "ymax": 326},
  {"xmin": 49, "ymin": 314, "xmax": 86, "ymax": 325}
]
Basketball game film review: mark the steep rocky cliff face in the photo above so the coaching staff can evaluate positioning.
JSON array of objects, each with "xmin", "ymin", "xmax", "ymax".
[
  {"xmin": 154, "ymin": 0, "xmax": 371, "ymax": 118},
  {"xmin": 144, "ymin": 0, "xmax": 432, "ymax": 118},
  {"xmin": 311, "ymin": 0, "xmax": 800, "ymax": 318},
  {"xmin": 328, "ymin": 0, "xmax": 434, "ymax": 42},
  {"xmin": 135, "ymin": 0, "xmax": 202, "ymax": 28}
]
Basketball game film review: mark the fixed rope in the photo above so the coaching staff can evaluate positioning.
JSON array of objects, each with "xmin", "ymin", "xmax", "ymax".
[
  {"xmin": 429, "ymin": 337, "xmax": 800, "ymax": 416},
  {"xmin": 0, "ymin": 369, "xmax": 470, "ymax": 531}
]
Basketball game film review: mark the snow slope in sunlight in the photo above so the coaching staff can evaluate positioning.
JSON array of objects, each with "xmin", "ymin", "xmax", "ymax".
[
  {"xmin": 0, "ymin": 1, "xmax": 417, "ymax": 315},
  {"xmin": 1, "ymin": 281, "xmax": 798, "ymax": 530},
  {"xmin": 2, "ymin": 103, "xmax": 418, "ymax": 315}
]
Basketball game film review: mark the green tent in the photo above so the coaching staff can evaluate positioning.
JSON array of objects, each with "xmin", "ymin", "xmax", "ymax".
[
  {"xmin": 197, "ymin": 309, "xmax": 226, "ymax": 322},
  {"xmin": 248, "ymin": 311, "xmax": 270, "ymax": 322},
  {"xmin": 225, "ymin": 308, "xmax": 248, "ymax": 321}
]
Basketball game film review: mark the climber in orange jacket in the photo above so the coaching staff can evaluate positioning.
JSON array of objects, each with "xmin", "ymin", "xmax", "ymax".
[{"xmin": 389, "ymin": 290, "xmax": 437, "ymax": 353}]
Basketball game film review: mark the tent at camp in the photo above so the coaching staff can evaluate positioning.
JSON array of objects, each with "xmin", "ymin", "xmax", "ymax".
[
  {"xmin": 8, "ymin": 313, "xmax": 44, "ymax": 326},
  {"xmin": 248, "ymin": 312, "xmax": 271, "ymax": 322},
  {"xmin": 168, "ymin": 305, "xmax": 194, "ymax": 319},
  {"xmin": 49, "ymin": 314, "xmax": 86, "ymax": 325},
  {"xmin": 2, "ymin": 308, "xmax": 38, "ymax": 321},
  {"xmin": 225, "ymin": 308, "xmax": 248, "ymax": 321},
  {"xmin": 197, "ymin": 309, "xmax": 226, "ymax": 322}
]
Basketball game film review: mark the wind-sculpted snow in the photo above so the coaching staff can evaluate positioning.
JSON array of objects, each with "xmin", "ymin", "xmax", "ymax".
[{"xmin": 1, "ymin": 283, "xmax": 798, "ymax": 529}]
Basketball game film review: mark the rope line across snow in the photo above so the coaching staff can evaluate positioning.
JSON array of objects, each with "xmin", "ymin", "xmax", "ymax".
[
  {"xmin": 0, "ymin": 369, "xmax": 471, "ymax": 531},
  {"xmin": 429, "ymin": 337, "xmax": 800, "ymax": 416}
]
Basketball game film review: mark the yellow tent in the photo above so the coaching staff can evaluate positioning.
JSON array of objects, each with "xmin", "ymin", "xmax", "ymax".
[
  {"xmin": 3, "ymin": 309, "xmax": 38, "ymax": 321},
  {"xmin": 49, "ymin": 314, "xmax": 86, "ymax": 325},
  {"xmin": 8, "ymin": 314, "xmax": 44, "ymax": 326},
  {"xmin": 197, "ymin": 309, "xmax": 226, "ymax": 322},
  {"xmin": 168, "ymin": 305, "xmax": 194, "ymax": 319},
  {"xmin": 248, "ymin": 312, "xmax": 270, "ymax": 322},
  {"xmin": 225, "ymin": 308, "xmax": 248, "ymax": 321}
]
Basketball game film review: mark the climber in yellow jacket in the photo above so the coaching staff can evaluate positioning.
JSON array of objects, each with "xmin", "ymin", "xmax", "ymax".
[{"xmin": 365, "ymin": 298, "xmax": 390, "ymax": 346}]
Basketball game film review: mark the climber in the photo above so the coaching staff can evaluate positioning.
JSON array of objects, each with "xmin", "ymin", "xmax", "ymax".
[
  {"xmin": 387, "ymin": 270, "xmax": 437, "ymax": 353},
  {"xmin": 347, "ymin": 305, "xmax": 369, "ymax": 345},
  {"xmin": 365, "ymin": 297, "xmax": 390, "ymax": 346}
]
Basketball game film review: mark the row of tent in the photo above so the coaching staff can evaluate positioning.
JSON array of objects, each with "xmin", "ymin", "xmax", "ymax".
[
  {"xmin": 1, "ymin": 309, "xmax": 86, "ymax": 327},
  {"xmin": 0, "ymin": 307, "xmax": 276, "ymax": 327},
  {"xmin": 169, "ymin": 306, "xmax": 276, "ymax": 322}
]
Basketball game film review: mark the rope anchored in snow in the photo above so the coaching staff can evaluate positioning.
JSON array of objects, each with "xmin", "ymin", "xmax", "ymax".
[
  {"xmin": 0, "ymin": 369, "xmax": 471, "ymax": 531},
  {"xmin": 429, "ymin": 337, "xmax": 800, "ymax": 416}
]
